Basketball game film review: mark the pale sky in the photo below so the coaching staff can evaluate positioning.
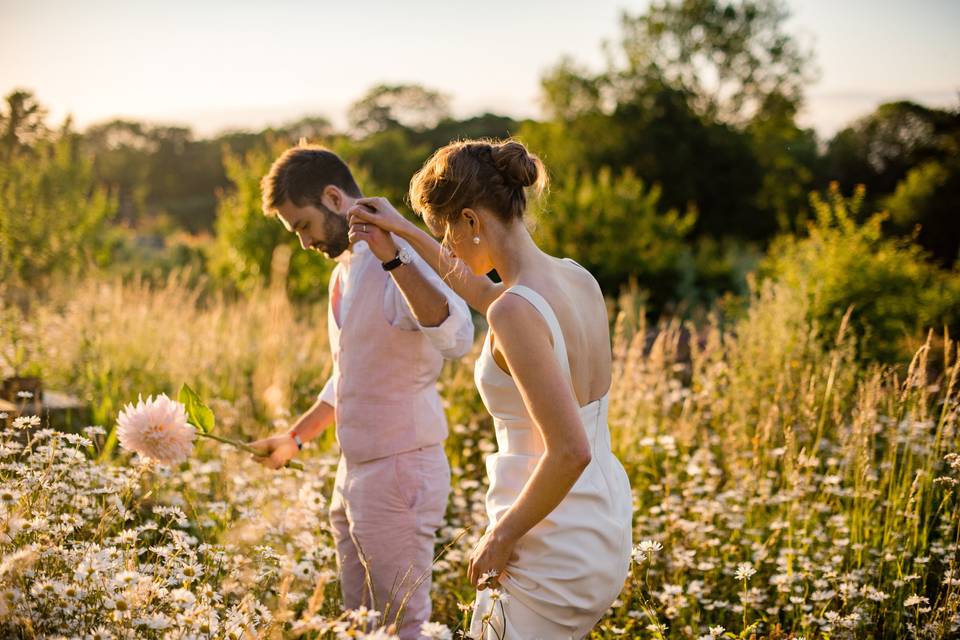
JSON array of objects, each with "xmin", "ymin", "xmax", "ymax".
[{"xmin": 1, "ymin": 0, "xmax": 957, "ymax": 138}]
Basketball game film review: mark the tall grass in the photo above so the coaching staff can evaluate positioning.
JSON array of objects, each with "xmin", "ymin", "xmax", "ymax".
[
  {"xmin": 2, "ymin": 247, "xmax": 333, "ymax": 454},
  {"xmin": 1, "ymin": 270, "xmax": 957, "ymax": 638},
  {"xmin": 609, "ymin": 279, "xmax": 959, "ymax": 637}
]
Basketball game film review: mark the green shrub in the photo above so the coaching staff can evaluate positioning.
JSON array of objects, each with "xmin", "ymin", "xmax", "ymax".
[
  {"xmin": 532, "ymin": 167, "xmax": 697, "ymax": 309},
  {"xmin": 0, "ymin": 130, "xmax": 115, "ymax": 287},
  {"xmin": 760, "ymin": 183, "xmax": 960, "ymax": 362}
]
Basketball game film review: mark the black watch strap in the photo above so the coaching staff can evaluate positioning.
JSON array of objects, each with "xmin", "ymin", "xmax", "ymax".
[{"xmin": 382, "ymin": 251, "xmax": 403, "ymax": 271}]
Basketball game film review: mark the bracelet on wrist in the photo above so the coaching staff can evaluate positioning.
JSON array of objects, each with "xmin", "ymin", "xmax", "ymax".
[{"xmin": 289, "ymin": 432, "xmax": 303, "ymax": 451}]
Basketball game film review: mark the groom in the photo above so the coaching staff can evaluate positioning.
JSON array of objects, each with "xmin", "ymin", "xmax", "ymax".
[{"xmin": 250, "ymin": 144, "xmax": 473, "ymax": 638}]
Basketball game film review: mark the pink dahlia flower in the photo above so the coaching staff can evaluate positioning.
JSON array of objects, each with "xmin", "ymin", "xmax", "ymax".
[{"xmin": 117, "ymin": 394, "xmax": 196, "ymax": 465}]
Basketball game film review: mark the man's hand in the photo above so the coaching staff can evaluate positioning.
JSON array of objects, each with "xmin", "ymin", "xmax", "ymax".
[
  {"xmin": 248, "ymin": 434, "xmax": 299, "ymax": 470},
  {"xmin": 348, "ymin": 207, "xmax": 398, "ymax": 262}
]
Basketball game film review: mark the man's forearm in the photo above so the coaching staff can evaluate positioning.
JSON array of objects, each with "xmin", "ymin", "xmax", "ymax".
[
  {"xmin": 390, "ymin": 262, "xmax": 450, "ymax": 327},
  {"xmin": 290, "ymin": 398, "xmax": 335, "ymax": 443}
]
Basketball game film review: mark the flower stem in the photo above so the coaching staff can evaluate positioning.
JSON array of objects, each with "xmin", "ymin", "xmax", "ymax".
[{"xmin": 197, "ymin": 432, "xmax": 303, "ymax": 470}]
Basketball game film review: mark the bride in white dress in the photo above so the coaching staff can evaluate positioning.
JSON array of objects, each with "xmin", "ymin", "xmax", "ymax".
[{"xmin": 348, "ymin": 138, "xmax": 633, "ymax": 639}]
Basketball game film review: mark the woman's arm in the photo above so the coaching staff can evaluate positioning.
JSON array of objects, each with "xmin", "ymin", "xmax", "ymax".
[
  {"xmin": 402, "ymin": 223, "xmax": 503, "ymax": 314},
  {"xmin": 348, "ymin": 198, "xmax": 503, "ymax": 314},
  {"xmin": 467, "ymin": 293, "xmax": 592, "ymax": 587},
  {"xmin": 347, "ymin": 218, "xmax": 451, "ymax": 327}
]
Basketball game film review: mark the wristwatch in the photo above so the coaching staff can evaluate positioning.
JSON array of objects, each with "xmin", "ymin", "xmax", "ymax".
[{"xmin": 382, "ymin": 246, "xmax": 414, "ymax": 271}]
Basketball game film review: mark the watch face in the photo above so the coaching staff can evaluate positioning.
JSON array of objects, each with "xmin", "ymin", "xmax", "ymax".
[{"xmin": 398, "ymin": 247, "xmax": 414, "ymax": 264}]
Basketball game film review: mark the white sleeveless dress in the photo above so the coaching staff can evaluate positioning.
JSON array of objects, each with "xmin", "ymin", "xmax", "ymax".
[{"xmin": 468, "ymin": 278, "xmax": 633, "ymax": 640}]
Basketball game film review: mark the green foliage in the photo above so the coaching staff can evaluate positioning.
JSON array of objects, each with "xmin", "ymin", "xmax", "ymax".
[
  {"xmin": 760, "ymin": 184, "xmax": 960, "ymax": 362},
  {"xmin": 532, "ymin": 167, "xmax": 696, "ymax": 306},
  {"xmin": 675, "ymin": 236, "xmax": 761, "ymax": 309},
  {"xmin": 4, "ymin": 0, "xmax": 955, "ymax": 322},
  {"xmin": 525, "ymin": 83, "xmax": 769, "ymax": 241},
  {"xmin": 347, "ymin": 83, "xmax": 451, "ymax": 137},
  {"xmin": 179, "ymin": 382, "xmax": 215, "ymax": 434},
  {"xmin": 529, "ymin": 1, "xmax": 826, "ymax": 243},
  {"xmin": 824, "ymin": 101, "xmax": 960, "ymax": 263},
  {"xmin": 82, "ymin": 120, "xmax": 229, "ymax": 232},
  {"xmin": 747, "ymin": 92, "xmax": 818, "ymax": 230},
  {"xmin": 329, "ymin": 128, "xmax": 431, "ymax": 206},
  {"xmin": 825, "ymin": 101, "xmax": 957, "ymax": 196},
  {"xmin": 884, "ymin": 159, "xmax": 960, "ymax": 265},
  {"xmin": 417, "ymin": 113, "xmax": 522, "ymax": 150},
  {"xmin": 539, "ymin": 57, "xmax": 604, "ymax": 122},
  {"xmin": 618, "ymin": 0, "xmax": 815, "ymax": 123},
  {"xmin": 0, "ymin": 126, "xmax": 116, "ymax": 286},
  {"xmin": 885, "ymin": 161, "xmax": 950, "ymax": 227},
  {"xmin": 0, "ymin": 89, "xmax": 49, "ymax": 158}
]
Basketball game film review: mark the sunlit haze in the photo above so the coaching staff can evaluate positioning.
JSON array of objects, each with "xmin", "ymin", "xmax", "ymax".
[{"xmin": 2, "ymin": 0, "xmax": 958, "ymax": 137}]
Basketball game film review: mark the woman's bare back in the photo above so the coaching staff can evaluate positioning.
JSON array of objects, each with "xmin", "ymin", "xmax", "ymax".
[{"xmin": 490, "ymin": 256, "xmax": 612, "ymax": 407}]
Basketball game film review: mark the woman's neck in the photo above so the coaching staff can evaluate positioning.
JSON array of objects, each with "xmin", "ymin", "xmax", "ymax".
[{"xmin": 489, "ymin": 221, "xmax": 547, "ymax": 289}]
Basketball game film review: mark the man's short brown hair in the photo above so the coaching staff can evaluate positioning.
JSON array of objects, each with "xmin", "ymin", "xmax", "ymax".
[{"xmin": 260, "ymin": 145, "xmax": 362, "ymax": 216}]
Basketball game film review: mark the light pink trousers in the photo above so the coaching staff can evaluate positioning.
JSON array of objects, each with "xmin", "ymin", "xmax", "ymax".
[{"xmin": 330, "ymin": 444, "xmax": 450, "ymax": 639}]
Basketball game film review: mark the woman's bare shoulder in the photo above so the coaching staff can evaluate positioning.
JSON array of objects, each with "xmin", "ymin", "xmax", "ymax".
[{"xmin": 557, "ymin": 257, "xmax": 603, "ymax": 299}]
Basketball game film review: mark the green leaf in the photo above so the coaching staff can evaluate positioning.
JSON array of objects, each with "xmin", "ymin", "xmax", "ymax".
[{"xmin": 178, "ymin": 383, "xmax": 215, "ymax": 434}]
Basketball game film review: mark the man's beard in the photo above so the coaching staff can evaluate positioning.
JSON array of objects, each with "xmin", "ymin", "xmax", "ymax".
[{"xmin": 312, "ymin": 204, "xmax": 350, "ymax": 259}]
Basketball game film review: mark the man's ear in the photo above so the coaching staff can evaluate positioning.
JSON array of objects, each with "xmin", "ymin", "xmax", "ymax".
[{"xmin": 321, "ymin": 185, "xmax": 344, "ymax": 214}]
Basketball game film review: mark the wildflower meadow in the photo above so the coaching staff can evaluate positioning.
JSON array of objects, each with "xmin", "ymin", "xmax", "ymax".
[
  {"xmin": 2, "ymin": 1, "xmax": 960, "ymax": 638},
  {"xmin": 0, "ymin": 268, "xmax": 957, "ymax": 638}
]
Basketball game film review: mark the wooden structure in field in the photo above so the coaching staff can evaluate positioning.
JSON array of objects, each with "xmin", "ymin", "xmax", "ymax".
[{"xmin": 0, "ymin": 377, "xmax": 89, "ymax": 430}]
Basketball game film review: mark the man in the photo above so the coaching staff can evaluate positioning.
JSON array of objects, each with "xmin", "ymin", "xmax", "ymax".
[{"xmin": 250, "ymin": 144, "xmax": 473, "ymax": 638}]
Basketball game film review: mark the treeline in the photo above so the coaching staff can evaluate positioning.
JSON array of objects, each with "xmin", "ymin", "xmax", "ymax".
[{"xmin": 1, "ymin": 0, "xmax": 958, "ymax": 363}]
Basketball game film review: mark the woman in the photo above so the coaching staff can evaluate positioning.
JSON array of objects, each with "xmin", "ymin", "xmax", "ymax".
[{"xmin": 348, "ymin": 139, "xmax": 632, "ymax": 639}]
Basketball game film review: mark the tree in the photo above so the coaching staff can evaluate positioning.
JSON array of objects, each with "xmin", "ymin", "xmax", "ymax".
[
  {"xmin": 532, "ymin": 167, "xmax": 696, "ymax": 305},
  {"xmin": 617, "ymin": 0, "xmax": 815, "ymax": 123},
  {"xmin": 415, "ymin": 113, "xmax": 521, "ymax": 150},
  {"xmin": 532, "ymin": 0, "xmax": 812, "ymax": 242},
  {"xmin": 347, "ymin": 84, "xmax": 451, "ymax": 136},
  {"xmin": 331, "ymin": 129, "xmax": 430, "ymax": 205},
  {"xmin": 825, "ymin": 101, "xmax": 957, "ymax": 195},
  {"xmin": 82, "ymin": 120, "xmax": 155, "ymax": 223},
  {"xmin": 528, "ymin": 80, "xmax": 766, "ymax": 240},
  {"xmin": 0, "ymin": 89, "xmax": 49, "ymax": 159},
  {"xmin": 883, "ymin": 159, "xmax": 960, "ymax": 266},
  {"xmin": 824, "ymin": 101, "xmax": 960, "ymax": 263},
  {"xmin": 747, "ymin": 91, "xmax": 819, "ymax": 230},
  {"xmin": 540, "ymin": 58, "xmax": 606, "ymax": 121},
  {"xmin": 0, "ymin": 122, "xmax": 116, "ymax": 286},
  {"xmin": 145, "ymin": 126, "xmax": 224, "ymax": 232},
  {"xmin": 273, "ymin": 115, "xmax": 334, "ymax": 143}
]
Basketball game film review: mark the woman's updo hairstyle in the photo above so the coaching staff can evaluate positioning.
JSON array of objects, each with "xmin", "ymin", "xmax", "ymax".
[{"xmin": 408, "ymin": 138, "xmax": 547, "ymax": 236}]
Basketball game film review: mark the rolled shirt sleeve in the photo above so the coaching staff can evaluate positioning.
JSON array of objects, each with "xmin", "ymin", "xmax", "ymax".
[
  {"xmin": 384, "ymin": 247, "xmax": 474, "ymax": 359},
  {"xmin": 317, "ymin": 373, "xmax": 337, "ymax": 408}
]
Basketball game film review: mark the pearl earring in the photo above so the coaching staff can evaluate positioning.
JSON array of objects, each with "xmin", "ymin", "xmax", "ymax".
[{"xmin": 473, "ymin": 236, "xmax": 480, "ymax": 245}]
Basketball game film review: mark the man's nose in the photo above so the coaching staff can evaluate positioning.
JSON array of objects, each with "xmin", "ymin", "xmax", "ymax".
[{"xmin": 296, "ymin": 231, "xmax": 310, "ymax": 250}]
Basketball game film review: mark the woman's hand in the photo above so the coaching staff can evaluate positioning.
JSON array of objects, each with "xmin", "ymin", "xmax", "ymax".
[
  {"xmin": 248, "ymin": 433, "xmax": 299, "ymax": 470},
  {"xmin": 468, "ymin": 527, "xmax": 518, "ymax": 591},
  {"xmin": 348, "ymin": 197, "xmax": 416, "ymax": 238},
  {"xmin": 348, "ymin": 216, "xmax": 398, "ymax": 263}
]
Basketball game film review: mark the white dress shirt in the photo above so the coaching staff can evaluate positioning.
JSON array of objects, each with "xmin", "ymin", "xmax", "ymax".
[{"xmin": 318, "ymin": 240, "xmax": 474, "ymax": 407}]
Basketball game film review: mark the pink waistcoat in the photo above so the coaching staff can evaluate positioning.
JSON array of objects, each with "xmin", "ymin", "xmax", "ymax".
[{"xmin": 328, "ymin": 254, "xmax": 448, "ymax": 463}]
